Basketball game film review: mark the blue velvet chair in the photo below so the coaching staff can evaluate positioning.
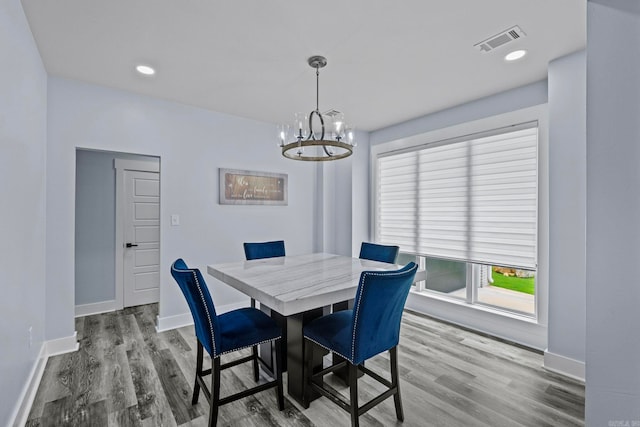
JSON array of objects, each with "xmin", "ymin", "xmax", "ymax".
[
  {"xmin": 243, "ymin": 240, "xmax": 286, "ymax": 261},
  {"xmin": 359, "ymin": 242, "xmax": 400, "ymax": 264},
  {"xmin": 303, "ymin": 262, "xmax": 418, "ymax": 427},
  {"xmin": 171, "ymin": 259, "xmax": 284, "ymax": 427},
  {"xmin": 243, "ymin": 240, "xmax": 286, "ymax": 311},
  {"xmin": 243, "ymin": 240, "xmax": 287, "ymax": 375}
]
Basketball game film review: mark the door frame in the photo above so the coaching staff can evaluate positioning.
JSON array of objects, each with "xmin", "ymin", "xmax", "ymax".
[{"xmin": 114, "ymin": 158, "xmax": 160, "ymax": 310}]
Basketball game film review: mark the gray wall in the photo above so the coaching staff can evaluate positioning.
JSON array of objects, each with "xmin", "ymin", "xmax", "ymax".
[
  {"xmin": 350, "ymin": 133, "xmax": 371, "ymax": 256},
  {"xmin": 586, "ymin": 0, "xmax": 640, "ymax": 423},
  {"xmin": 318, "ymin": 130, "xmax": 371, "ymax": 258},
  {"xmin": 47, "ymin": 76, "xmax": 319, "ymax": 336},
  {"xmin": 371, "ymin": 80, "xmax": 548, "ymax": 146},
  {"xmin": 0, "ymin": 0, "xmax": 48, "ymax": 424},
  {"xmin": 547, "ymin": 50, "xmax": 587, "ymax": 365},
  {"xmin": 74, "ymin": 149, "xmax": 159, "ymax": 306},
  {"xmin": 75, "ymin": 150, "xmax": 116, "ymax": 304}
]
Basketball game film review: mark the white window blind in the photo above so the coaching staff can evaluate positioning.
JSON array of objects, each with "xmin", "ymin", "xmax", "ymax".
[{"xmin": 376, "ymin": 124, "xmax": 538, "ymax": 270}]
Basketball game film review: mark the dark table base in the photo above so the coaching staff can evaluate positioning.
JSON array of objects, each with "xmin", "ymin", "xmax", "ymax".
[{"xmin": 258, "ymin": 305, "xmax": 328, "ymax": 407}]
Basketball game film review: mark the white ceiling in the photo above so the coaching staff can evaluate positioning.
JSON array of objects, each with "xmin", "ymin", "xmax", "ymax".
[{"xmin": 21, "ymin": 0, "xmax": 586, "ymax": 132}]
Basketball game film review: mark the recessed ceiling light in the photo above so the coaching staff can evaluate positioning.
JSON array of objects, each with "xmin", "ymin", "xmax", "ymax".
[
  {"xmin": 136, "ymin": 65, "xmax": 155, "ymax": 75},
  {"xmin": 505, "ymin": 50, "xmax": 527, "ymax": 61}
]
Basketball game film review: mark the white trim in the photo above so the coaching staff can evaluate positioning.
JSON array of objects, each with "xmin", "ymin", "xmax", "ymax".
[
  {"xmin": 11, "ymin": 333, "xmax": 79, "ymax": 427},
  {"xmin": 114, "ymin": 158, "xmax": 160, "ymax": 311},
  {"xmin": 114, "ymin": 164, "xmax": 125, "ymax": 310},
  {"xmin": 46, "ymin": 331, "xmax": 79, "ymax": 357},
  {"xmin": 543, "ymin": 350, "xmax": 585, "ymax": 382},
  {"xmin": 10, "ymin": 344, "xmax": 47, "ymax": 427},
  {"xmin": 156, "ymin": 311, "xmax": 194, "ymax": 332},
  {"xmin": 114, "ymin": 158, "xmax": 160, "ymax": 173},
  {"xmin": 371, "ymin": 105, "xmax": 545, "ymax": 160},
  {"xmin": 75, "ymin": 299, "xmax": 117, "ymax": 317},
  {"xmin": 155, "ymin": 300, "xmax": 249, "ymax": 332}
]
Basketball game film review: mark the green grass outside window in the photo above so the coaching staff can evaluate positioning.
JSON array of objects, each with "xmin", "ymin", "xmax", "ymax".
[{"xmin": 490, "ymin": 271, "xmax": 535, "ymax": 295}]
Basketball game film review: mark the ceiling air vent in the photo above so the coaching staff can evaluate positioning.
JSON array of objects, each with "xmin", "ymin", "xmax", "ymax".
[{"xmin": 474, "ymin": 26, "xmax": 526, "ymax": 52}]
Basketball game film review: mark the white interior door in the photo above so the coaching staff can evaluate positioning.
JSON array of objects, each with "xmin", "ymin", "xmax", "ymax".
[{"xmin": 123, "ymin": 170, "xmax": 160, "ymax": 307}]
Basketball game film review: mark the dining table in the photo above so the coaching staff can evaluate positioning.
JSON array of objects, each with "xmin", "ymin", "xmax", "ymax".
[{"xmin": 207, "ymin": 252, "xmax": 401, "ymax": 407}]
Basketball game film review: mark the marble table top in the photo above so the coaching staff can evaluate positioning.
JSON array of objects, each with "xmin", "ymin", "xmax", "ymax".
[{"xmin": 207, "ymin": 252, "xmax": 400, "ymax": 316}]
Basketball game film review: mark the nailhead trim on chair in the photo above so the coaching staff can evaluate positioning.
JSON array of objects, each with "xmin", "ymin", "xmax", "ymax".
[
  {"xmin": 351, "ymin": 266, "xmax": 417, "ymax": 363},
  {"xmin": 351, "ymin": 273, "xmax": 367, "ymax": 362},
  {"xmin": 191, "ymin": 270, "xmax": 218, "ymax": 357},
  {"xmin": 306, "ymin": 336, "xmax": 353, "ymax": 363},
  {"xmin": 171, "ymin": 262, "xmax": 218, "ymax": 357},
  {"xmin": 218, "ymin": 336, "xmax": 282, "ymax": 357},
  {"xmin": 172, "ymin": 261, "xmax": 282, "ymax": 359}
]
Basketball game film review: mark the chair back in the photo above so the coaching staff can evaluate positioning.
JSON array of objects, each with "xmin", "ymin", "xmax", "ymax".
[
  {"xmin": 171, "ymin": 258, "xmax": 220, "ymax": 357},
  {"xmin": 243, "ymin": 240, "xmax": 286, "ymax": 260},
  {"xmin": 350, "ymin": 262, "xmax": 418, "ymax": 364},
  {"xmin": 359, "ymin": 242, "xmax": 400, "ymax": 264}
]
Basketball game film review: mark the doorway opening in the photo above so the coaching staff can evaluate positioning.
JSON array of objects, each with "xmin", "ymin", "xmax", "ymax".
[{"xmin": 74, "ymin": 149, "xmax": 161, "ymax": 317}]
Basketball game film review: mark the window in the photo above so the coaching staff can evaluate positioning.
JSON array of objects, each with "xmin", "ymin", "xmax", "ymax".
[{"xmin": 375, "ymin": 122, "xmax": 538, "ymax": 317}]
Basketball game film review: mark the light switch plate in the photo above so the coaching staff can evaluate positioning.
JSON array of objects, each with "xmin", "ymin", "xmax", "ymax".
[{"xmin": 171, "ymin": 214, "xmax": 180, "ymax": 226}]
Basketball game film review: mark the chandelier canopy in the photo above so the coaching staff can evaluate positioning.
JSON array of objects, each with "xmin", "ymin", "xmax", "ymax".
[{"xmin": 278, "ymin": 56, "xmax": 356, "ymax": 161}]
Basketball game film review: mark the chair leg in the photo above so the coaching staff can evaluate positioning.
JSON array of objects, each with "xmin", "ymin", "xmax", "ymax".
[
  {"xmin": 192, "ymin": 341, "xmax": 204, "ymax": 405},
  {"xmin": 252, "ymin": 345, "xmax": 259, "ymax": 382},
  {"xmin": 275, "ymin": 338, "xmax": 285, "ymax": 410},
  {"xmin": 349, "ymin": 362, "xmax": 359, "ymax": 427},
  {"xmin": 209, "ymin": 357, "xmax": 221, "ymax": 427},
  {"xmin": 390, "ymin": 346, "xmax": 404, "ymax": 421}
]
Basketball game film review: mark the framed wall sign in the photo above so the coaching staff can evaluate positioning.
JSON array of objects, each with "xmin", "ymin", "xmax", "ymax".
[{"xmin": 219, "ymin": 168, "xmax": 288, "ymax": 205}]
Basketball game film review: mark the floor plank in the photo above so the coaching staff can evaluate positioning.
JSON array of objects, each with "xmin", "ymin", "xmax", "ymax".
[{"xmin": 27, "ymin": 304, "xmax": 584, "ymax": 426}]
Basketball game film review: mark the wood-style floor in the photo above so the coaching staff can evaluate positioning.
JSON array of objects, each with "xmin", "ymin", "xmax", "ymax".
[{"xmin": 26, "ymin": 304, "xmax": 584, "ymax": 426}]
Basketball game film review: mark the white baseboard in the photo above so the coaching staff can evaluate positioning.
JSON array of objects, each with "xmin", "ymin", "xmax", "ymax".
[
  {"xmin": 46, "ymin": 331, "xmax": 79, "ymax": 357},
  {"xmin": 156, "ymin": 300, "xmax": 248, "ymax": 332},
  {"xmin": 75, "ymin": 300, "xmax": 117, "ymax": 317},
  {"xmin": 544, "ymin": 350, "xmax": 585, "ymax": 382},
  {"xmin": 156, "ymin": 311, "xmax": 194, "ymax": 332},
  {"xmin": 11, "ymin": 332, "xmax": 79, "ymax": 427},
  {"xmin": 11, "ymin": 343, "xmax": 47, "ymax": 427}
]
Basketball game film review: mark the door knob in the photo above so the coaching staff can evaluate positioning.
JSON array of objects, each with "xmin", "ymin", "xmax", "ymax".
[{"xmin": 126, "ymin": 243, "xmax": 139, "ymax": 248}]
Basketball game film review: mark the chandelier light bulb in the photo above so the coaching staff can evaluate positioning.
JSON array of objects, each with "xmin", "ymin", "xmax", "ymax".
[
  {"xmin": 346, "ymin": 127, "xmax": 356, "ymax": 146},
  {"xmin": 332, "ymin": 113, "xmax": 345, "ymax": 140},
  {"xmin": 294, "ymin": 112, "xmax": 308, "ymax": 139},
  {"xmin": 277, "ymin": 124, "xmax": 289, "ymax": 147}
]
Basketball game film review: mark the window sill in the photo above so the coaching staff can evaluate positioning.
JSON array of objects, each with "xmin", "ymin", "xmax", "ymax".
[
  {"xmin": 406, "ymin": 289, "xmax": 547, "ymax": 350},
  {"xmin": 412, "ymin": 288, "xmax": 538, "ymax": 322}
]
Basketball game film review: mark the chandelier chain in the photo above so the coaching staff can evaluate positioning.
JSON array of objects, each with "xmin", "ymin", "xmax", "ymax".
[{"xmin": 316, "ymin": 67, "xmax": 320, "ymax": 112}]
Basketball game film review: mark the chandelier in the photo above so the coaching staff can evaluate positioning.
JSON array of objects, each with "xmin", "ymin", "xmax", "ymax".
[{"xmin": 278, "ymin": 56, "xmax": 356, "ymax": 161}]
